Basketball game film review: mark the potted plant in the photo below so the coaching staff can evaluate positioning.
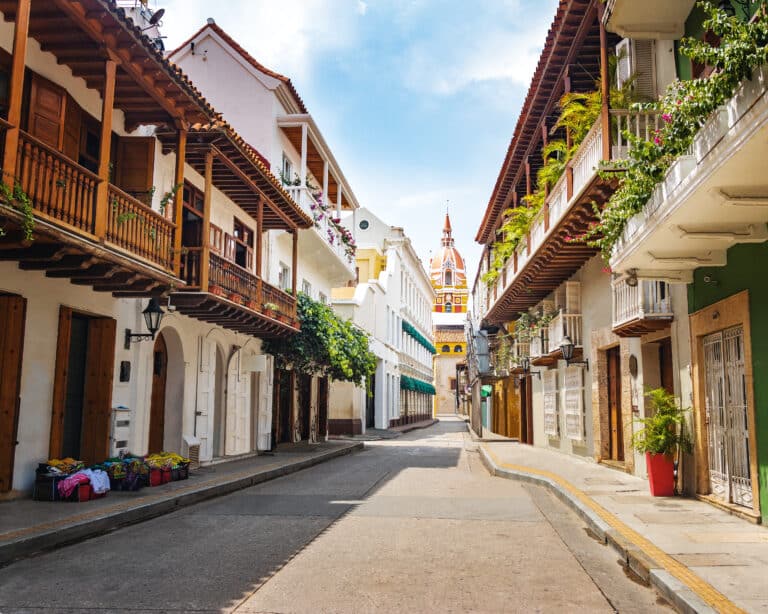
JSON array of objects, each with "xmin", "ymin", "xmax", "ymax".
[
  {"xmin": 631, "ymin": 388, "xmax": 691, "ymax": 497},
  {"xmin": 263, "ymin": 302, "xmax": 279, "ymax": 319}
]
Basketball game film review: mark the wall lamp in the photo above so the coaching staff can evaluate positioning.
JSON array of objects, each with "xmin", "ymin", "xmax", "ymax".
[
  {"xmin": 560, "ymin": 335, "xmax": 589, "ymax": 369},
  {"xmin": 124, "ymin": 298, "xmax": 165, "ymax": 349},
  {"xmin": 517, "ymin": 356, "xmax": 541, "ymax": 380},
  {"xmin": 625, "ymin": 268, "xmax": 639, "ymax": 288}
]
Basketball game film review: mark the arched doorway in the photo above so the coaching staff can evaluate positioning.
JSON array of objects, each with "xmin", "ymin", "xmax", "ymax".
[
  {"xmin": 225, "ymin": 348, "xmax": 251, "ymax": 455},
  {"xmin": 157, "ymin": 326, "xmax": 184, "ymax": 455},
  {"xmin": 212, "ymin": 345, "xmax": 226, "ymax": 458},
  {"xmin": 148, "ymin": 333, "xmax": 168, "ymax": 453}
]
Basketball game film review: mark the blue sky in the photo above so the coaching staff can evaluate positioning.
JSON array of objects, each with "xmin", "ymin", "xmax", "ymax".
[{"xmin": 160, "ymin": 0, "xmax": 558, "ymax": 283}]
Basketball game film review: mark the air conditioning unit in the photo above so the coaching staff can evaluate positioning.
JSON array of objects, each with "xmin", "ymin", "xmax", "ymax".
[{"xmin": 616, "ymin": 38, "xmax": 657, "ymax": 101}]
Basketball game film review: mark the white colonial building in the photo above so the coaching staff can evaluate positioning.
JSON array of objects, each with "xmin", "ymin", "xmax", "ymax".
[{"xmin": 330, "ymin": 208, "xmax": 436, "ymax": 433}]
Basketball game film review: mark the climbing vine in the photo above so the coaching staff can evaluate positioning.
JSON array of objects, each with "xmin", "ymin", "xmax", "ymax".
[
  {"xmin": 263, "ymin": 292, "xmax": 376, "ymax": 385},
  {"xmin": 0, "ymin": 182, "xmax": 35, "ymax": 241},
  {"xmin": 589, "ymin": 1, "xmax": 768, "ymax": 259}
]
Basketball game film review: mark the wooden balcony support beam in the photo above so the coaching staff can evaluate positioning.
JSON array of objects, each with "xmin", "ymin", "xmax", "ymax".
[
  {"xmin": 200, "ymin": 148, "xmax": 213, "ymax": 292},
  {"xmin": 2, "ymin": 0, "xmax": 30, "ymax": 186},
  {"xmin": 291, "ymin": 230, "xmax": 298, "ymax": 297},
  {"xmin": 94, "ymin": 59, "xmax": 117, "ymax": 239},
  {"xmin": 172, "ymin": 128, "xmax": 187, "ymax": 276}
]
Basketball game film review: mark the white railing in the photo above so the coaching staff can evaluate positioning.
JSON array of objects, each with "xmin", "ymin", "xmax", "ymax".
[
  {"xmin": 612, "ymin": 278, "xmax": 673, "ymax": 327},
  {"xmin": 571, "ymin": 118, "xmax": 604, "ymax": 196},
  {"xmin": 548, "ymin": 173, "xmax": 569, "ymax": 227},
  {"xmin": 548, "ymin": 312, "xmax": 582, "ymax": 354},
  {"xmin": 530, "ymin": 335, "xmax": 545, "ymax": 358},
  {"xmin": 530, "ymin": 216, "xmax": 545, "ymax": 250},
  {"xmin": 284, "ymin": 185, "xmax": 354, "ymax": 269},
  {"xmin": 611, "ymin": 110, "xmax": 661, "ymax": 159},
  {"xmin": 513, "ymin": 340, "xmax": 530, "ymax": 361}
]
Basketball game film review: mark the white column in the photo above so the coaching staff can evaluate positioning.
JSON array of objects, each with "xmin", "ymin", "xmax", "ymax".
[
  {"xmin": 322, "ymin": 161, "xmax": 329, "ymax": 203},
  {"xmin": 336, "ymin": 182, "xmax": 342, "ymax": 217},
  {"xmin": 300, "ymin": 123, "xmax": 308, "ymax": 197}
]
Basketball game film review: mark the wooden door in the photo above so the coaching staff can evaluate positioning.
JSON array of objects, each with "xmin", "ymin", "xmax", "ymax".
[
  {"xmin": 196, "ymin": 337, "xmax": 216, "ymax": 461},
  {"xmin": 80, "ymin": 318, "xmax": 116, "ymax": 465},
  {"xmin": 659, "ymin": 337, "xmax": 674, "ymax": 394},
  {"xmin": 225, "ymin": 349, "xmax": 251, "ymax": 456},
  {"xmin": 0, "ymin": 295, "xmax": 26, "ymax": 492},
  {"xmin": 318, "ymin": 377, "xmax": 329, "ymax": 441},
  {"xmin": 148, "ymin": 333, "xmax": 168, "ymax": 454},
  {"xmin": 607, "ymin": 347, "xmax": 624, "ymax": 461},
  {"xmin": 115, "ymin": 136, "xmax": 155, "ymax": 203},
  {"xmin": 298, "ymin": 374, "xmax": 312, "ymax": 441},
  {"xmin": 29, "ymin": 74, "xmax": 66, "ymax": 149}
]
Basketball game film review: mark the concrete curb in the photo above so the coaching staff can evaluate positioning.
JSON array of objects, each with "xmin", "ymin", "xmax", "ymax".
[
  {"xmin": 391, "ymin": 418, "xmax": 439, "ymax": 434},
  {"xmin": 478, "ymin": 446, "xmax": 722, "ymax": 614},
  {"xmin": 0, "ymin": 442, "xmax": 363, "ymax": 567}
]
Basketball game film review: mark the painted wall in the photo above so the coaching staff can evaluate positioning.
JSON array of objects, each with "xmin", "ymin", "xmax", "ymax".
[{"xmin": 688, "ymin": 241, "xmax": 768, "ymax": 519}]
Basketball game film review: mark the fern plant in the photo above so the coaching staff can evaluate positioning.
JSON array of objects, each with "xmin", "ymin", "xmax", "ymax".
[{"xmin": 631, "ymin": 388, "xmax": 692, "ymax": 456}]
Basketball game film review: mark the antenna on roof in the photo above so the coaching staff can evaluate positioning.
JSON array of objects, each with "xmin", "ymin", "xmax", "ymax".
[{"xmin": 207, "ymin": 17, "xmax": 216, "ymax": 25}]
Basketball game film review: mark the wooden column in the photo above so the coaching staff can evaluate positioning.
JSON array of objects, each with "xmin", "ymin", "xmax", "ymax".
[
  {"xmin": 291, "ymin": 229, "xmax": 298, "ymax": 297},
  {"xmin": 599, "ymin": 10, "xmax": 611, "ymax": 162},
  {"xmin": 172, "ymin": 128, "xmax": 187, "ymax": 276},
  {"xmin": 2, "ymin": 0, "xmax": 30, "ymax": 186},
  {"xmin": 94, "ymin": 59, "xmax": 117, "ymax": 238},
  {"xmin": 200, "ymin": 148, "xmax": 213, "ymax": 292},
  {"xmin": 256, "ymin": 196, "xmax": 264, "ymax": 301},
  {"xmin": 322, "ymin": 161, "xmax": 328, "ymax": 202},
  {"xmin": 336, "ymin": 182, "xmax": 342, "ymax": 217},
  {"xmin": 299, "ymin": 123, "xmax": 308, "ymax": 190},
  {"xmin": 525, "ymin": 158, "xmax": 532, "ymax": 198}
]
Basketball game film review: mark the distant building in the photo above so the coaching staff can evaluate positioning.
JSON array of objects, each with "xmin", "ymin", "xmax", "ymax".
[{"xmin": 430, "ymin": 214, "xmax": 468, "ymax": 415}]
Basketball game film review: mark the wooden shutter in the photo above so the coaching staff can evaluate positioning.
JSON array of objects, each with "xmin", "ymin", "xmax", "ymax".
[
  {"xmin": 115, "ymin": 136, "xmax": 155, "ymax": 198},
  {"xmin": 196, "ymin": 337, "xmax": 215, "ymax": 461},
  {"xmin": 0, "ymin": 295, "xmax": 26, "ymax": 492},
  {"xmin": 80, "ymin": 317, "xmax": 116, "ymax": 465},
  {"xmin": 563, "ymin": 366, "xmax": 585, "ymax": 442},
  {"xmin": 29, "ymin": 74, "xmax": 66, "ymax": 149},
  {"xmin": 542, "ymin": 369, "xmax": 559, "ymax": 437},
  {"xmin": 49, "ymin": 306, "xmax": 73, "ymax": 458},
  {"xmin": 62, "ymin": 95, "xmax": 82, "ymax": 162},
  {"xmin": 209, "ymin": 224, "xmax": 223, "ymax": 254},
  {"xmin": 223, "ymin": 233, "xmax": 236, "ymax": 261}
]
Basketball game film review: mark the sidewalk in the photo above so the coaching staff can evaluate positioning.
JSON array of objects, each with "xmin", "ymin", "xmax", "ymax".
[
  {"xmin": 0, "ymin": 440, "xmax": 362, "ymax": 566},
  {"xmin": 330, "ymin": 418, "xmax": 439, "ymax": 441},
  {"xmin": 479, "ymin": 441, "xmax": 765, "ymax": 614}
]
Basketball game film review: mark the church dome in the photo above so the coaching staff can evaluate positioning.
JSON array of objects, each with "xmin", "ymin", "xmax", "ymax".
[{"xmin": 429, "ymin": 213, "xmax": 466, "ymax": 288}]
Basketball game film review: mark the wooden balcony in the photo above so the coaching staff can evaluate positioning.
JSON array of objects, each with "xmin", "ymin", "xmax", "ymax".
[
  {"xmin": 486, "ymin": 110, "xmax": 659, "ymax": 323},
  {"xmin": 612, "ymin": 278, "xmax": 673, "ymax": 337},
  {"xmin": 171, "ymin": 248, "xmax": 299, "ymax": 338},
  {"xmin": 0, "ymin": 127, "xmax": 180, "ymax": 295}
]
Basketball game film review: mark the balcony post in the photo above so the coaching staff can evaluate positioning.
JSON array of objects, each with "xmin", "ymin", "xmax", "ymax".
[
  {"xmin": 256, "ymin": 196, "xmax": 264, "ymax": 302},
  {"xmin": 336, "ymin": 182, "xmax": 342, "ymax": 217},
  {"xmin": 200, "ymin": 148, "xmax": 213, "ymax": 292},
  {"xmin": 94, "ymin": 58, "xmax": 117, "ymax": 239},
  {"xmin": 172, "ymin": 128, "xmax": 187, "ymax": 276},
  {"xmin": 525, "ymin": 158, "xmax": 531, "ymax": 198},
  {"xmin": 322, "ymin": 161, "xmax": 328, "ymax": 203},
  {"xmin": 599, "ymin": 6, "xmax": 611, "ymax": 162},
  {"xmin": 300, "ymin": 123, "xmax": 308, "ymax": 191},
  {"xmin": 291, "ymin": 229, "xmax": 298, "ymax": 297},
  {"xmin": 2, "ymin": 0, "xmax": 30, "ymax": 187}
]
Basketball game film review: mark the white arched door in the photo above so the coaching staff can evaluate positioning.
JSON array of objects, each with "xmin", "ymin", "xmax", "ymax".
[
  {"xmin": 225, "ymin": 349, "xmax": 251, "ymax": 456},
  {"xmin": 196, "ymin": 336, "xmax": 217, "ymax": 462}
]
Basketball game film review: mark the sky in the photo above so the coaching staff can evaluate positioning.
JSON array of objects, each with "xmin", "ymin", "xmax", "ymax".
[{"xmin": 157, "ymin": 0, "xmax": 559, "ymax": 284}]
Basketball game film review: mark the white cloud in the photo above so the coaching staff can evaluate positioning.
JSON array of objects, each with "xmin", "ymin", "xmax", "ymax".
[
  {"xmin": 400, "ymin": 0, "xmax": 558, "ymax": 96},
  {"xmin": 356, "ymin": 1, "xmax": 368, "ymax": 15}
]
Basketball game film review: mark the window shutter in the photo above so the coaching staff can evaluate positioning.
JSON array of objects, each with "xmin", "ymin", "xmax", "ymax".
[
  {"xmin": 223, "ymin": 233, "xmax": 236, "ymax": 261},
  {"xmin": 29, "ymin": 74, "xmax": 66, "ymax": 149},
  {"xmin": 209, "ymin": 224, "xmax": 223, "ymax": 254},
  {"xmin": 563, "ymin": 366, "xmax": 585, "ymax": 441},
  {"xmin": 633, "ymin": 39, "xmax": 657, "ymax": 101},
  {"xmin": 565, "ymin": 281, "xmax": 581, "ymax": 314},
  {"xmin": 115, "ymin": 136, "xmax": 155, "ymax": 201},
  {"xmin": 62, "ymin": 95, "xmax": 82, "ymax": 162},
  {"xmin": 543, "ymin": 369, "xmax": 559, "ymax": 437}
]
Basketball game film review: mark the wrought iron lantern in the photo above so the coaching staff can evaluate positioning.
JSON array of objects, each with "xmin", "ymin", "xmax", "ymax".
[
  {"xmin": 124, "ymin": 298, "xmax": 165, "ymax": 349},
  {"xmin": 559, "ymin": 335, "xmax": 589, "ymax": 369}
]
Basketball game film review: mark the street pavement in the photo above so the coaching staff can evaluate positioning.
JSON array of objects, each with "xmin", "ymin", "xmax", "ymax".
[{"xmin": 0, "ymin": 417, "xmax": 668, "ymax": 613}]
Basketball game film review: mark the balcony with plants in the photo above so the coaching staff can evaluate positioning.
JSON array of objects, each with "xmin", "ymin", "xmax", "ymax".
[{"xmin": 601, "ymin": 4, "xmax": 768, "ymax": 280}]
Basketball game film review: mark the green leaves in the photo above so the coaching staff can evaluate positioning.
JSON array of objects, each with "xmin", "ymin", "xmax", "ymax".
[
  {"xmin": 591, "ymin": 1, "xmax": 768, "ymax": 258},
  {"xmin": 263, "ymin": 293, "xmax": 376, "ymax": 384},
  {"xmin": 631, "ymin": 388, "xmax": 692, "ymax": 456}
]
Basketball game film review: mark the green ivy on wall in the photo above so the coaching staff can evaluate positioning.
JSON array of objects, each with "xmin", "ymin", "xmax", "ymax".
[
  {"xmin": 590, "ymin": 1, "xmax": 768, "ymax": 259},
  {"xmin": 263, "ymin": 293, "xmax": 376, "ymax": 384}
]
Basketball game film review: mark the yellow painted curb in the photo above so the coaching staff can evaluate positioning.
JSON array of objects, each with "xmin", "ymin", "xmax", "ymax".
[{"xmin": 482, "ymin": 445, "xmax": 745, "ymax": 614}]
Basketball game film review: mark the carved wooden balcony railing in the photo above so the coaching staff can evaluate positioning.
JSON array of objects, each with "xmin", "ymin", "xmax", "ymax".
[
  {"xmin": 16, "ymin": 129, "xmax": 99, "ymax": 236},
  {"xmin": 4, "ymin": 129, "xmax": 177, "ymax": 276},
  {"xmin": 106, "ymin": 184, "xmax": 175, "ymax": 271},
  {"xmin": 176, "ymin": 247, "xmax": 298, "ymax": 335}
]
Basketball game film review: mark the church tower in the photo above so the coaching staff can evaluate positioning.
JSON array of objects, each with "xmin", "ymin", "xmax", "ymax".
[
  {"xmin": 430, "ymin": 213, "xmax": 468, "ymax": 314},
  {"xmin": 430, "ymin": 213, "xmax": 468, "ymax": 416}
]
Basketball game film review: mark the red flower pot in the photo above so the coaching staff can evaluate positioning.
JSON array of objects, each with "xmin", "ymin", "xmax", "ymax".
[{"xmin": 646, "ymin": 451, "xmax": 675, "ymax": 496}]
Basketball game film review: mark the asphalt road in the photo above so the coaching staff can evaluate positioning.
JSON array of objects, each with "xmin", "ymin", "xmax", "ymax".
[{"xmin": 0, "ymin": 417, "xmax": 669, "ymax": 613}]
